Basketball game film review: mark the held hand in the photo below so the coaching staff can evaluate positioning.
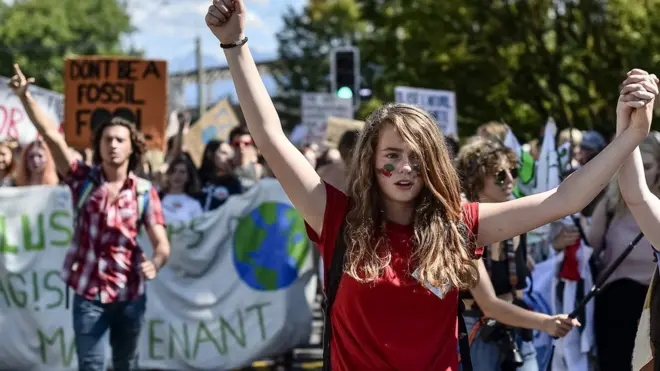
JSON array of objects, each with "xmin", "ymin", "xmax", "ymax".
[
  {"xmin": 140, "ymin": 259, "xmax": 158, "ymax": 280},
  {"xmin": 552, "ymin": 227, "xmax": 580, "ymax": 251},
  {"xmin": 205, "ymin": 0, "xmax": 246, "ymax": 44},
  {"xmin": 617, "ymin": 69, "xmax": 659, "ymax": 136},
  {"xmin": 543, "ymin": 314, "xmax": 580, "ymax": 338},
  {"xmin": 7, "ymin": 64, "xmax": 35, "ymax": 98}
]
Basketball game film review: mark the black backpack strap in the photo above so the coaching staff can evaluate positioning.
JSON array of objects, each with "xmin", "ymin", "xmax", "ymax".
[
  {"xmin": 457, "ymin": 299, "xmax": 473, "ymax": 371},
  {"xmin": 322, "ymin": 220, "xmax": 348, "ymax": 371}
]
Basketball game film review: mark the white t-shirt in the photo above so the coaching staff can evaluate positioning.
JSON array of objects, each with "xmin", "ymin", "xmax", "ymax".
[{"xmin": 161, "ymin": 193, "xmax": 203, "ymax": 223}]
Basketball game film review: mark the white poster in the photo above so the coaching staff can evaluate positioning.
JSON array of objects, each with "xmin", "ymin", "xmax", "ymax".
[
  {"xmin": 0, "ymin": 76, "xmax": 64, "ymax": 145},
  {"xmin": 300, "ymin": 92, "xmax": 353, "ymax": 144},
  {"xmin": 0, "ymin": 179, "xmax": 316, "ymax": 370},
  {"xmin": 394, "ymin": 86, "xmax": 457, "ymax": 137}
]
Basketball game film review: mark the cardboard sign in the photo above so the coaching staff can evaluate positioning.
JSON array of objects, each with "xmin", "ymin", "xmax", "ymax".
[
  {"xmin": 184, "ymin": 99, "xmax": 239, "ymax": 166},
  {"xmin": 324, "ymin": 116, "xmax": 364, "ymax": 148},
  {"xmin": 64, "ymin": 57, "xmax": 168, "ymax": 150}
]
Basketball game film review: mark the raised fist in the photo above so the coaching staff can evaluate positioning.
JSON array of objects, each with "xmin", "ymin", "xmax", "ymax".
[
  {"xmin": 8, "ymin": 64, "xmax": 35, "ymax": 98},
  {"xmin": 205, "ymin": 0, "xmax": 246, "ymax": 45}
]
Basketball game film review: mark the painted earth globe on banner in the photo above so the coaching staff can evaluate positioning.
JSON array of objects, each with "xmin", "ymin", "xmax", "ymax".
[{"xmin": 233, "ymin": 202, "xmax": 309, "ymax": 291}]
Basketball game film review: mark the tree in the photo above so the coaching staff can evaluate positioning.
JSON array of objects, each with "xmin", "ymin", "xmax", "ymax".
[
  {"xmin": 271, "ymin": 0, "xmax": 364, "ymax": 132},
  {"xmin": 0, "ymin": 0, "xmax": 135, "ymax": 92},
  {"xmin": 275, "ymin": 0, "xmax": 660, "ymax": 140}
]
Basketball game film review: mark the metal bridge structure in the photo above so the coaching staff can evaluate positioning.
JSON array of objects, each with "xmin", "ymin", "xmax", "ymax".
[{"xmin": 167, "ymin": 59, "xmax": 278, "ymax": 110}]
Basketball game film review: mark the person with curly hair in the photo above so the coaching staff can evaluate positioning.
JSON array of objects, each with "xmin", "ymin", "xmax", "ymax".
[
  {"xmin": 8, "ymin": 64, "xmax": 171, "ymax": 371},
  {"xmin": 455, "ymin": 137, "xmax": 542, "ymax": 370}
]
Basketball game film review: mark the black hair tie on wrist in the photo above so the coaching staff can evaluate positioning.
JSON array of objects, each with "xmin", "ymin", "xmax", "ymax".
[{"xmin": 220, "ymin": 36, "xmax": 248, "ymax": 49}]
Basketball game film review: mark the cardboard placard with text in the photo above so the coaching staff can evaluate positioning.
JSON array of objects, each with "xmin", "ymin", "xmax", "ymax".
[
  {"xmin": 184, "ymin": 99, "xmax": 239, "ymax": 166},
  {"xmin": 64, "ymin": 57, "xmax": 168, "ymax": 150},
  {"xmin": 324, "ymin": 116, "xmax": 364, "ymax": 148}
]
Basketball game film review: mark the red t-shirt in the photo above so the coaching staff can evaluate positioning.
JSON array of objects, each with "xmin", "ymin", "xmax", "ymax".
[{"xmin": 305, "ymin": 182, "xmax": 482, "ymax": 371}]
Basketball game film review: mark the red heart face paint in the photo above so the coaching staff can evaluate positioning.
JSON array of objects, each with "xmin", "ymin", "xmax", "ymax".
[{"xmin": 378, "ymin": 163, "xmax": 395, "ymax": 177}]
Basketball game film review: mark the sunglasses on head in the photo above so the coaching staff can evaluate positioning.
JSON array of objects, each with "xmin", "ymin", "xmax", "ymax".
[{"xmin": 495, "ymin": 168, "xmax": 519, "ymax": 185}]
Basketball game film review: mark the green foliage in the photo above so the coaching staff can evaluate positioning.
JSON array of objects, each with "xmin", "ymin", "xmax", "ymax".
[
  {"xmin": 274, "ymin": 0, "xmax": 660, "ymax": 140},
  {"xmin": 271, "ymin": 0, "xmax": 364, "ymax": 132},
  {"xmin": 0, "ymin": 0, "xmax": 135, "ymax": 92}
]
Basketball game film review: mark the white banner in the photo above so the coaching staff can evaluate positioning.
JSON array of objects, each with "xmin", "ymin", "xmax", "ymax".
[
  {"xmin": 394, "ymin": 86, "xmax": 457, "ymax": 137},
  {"xmin": 300, "ymin": 92, "xmax": 353, "ymax": 144},
  {"xmin": 0, "ymin": 76, "xmax": 64, "ymax": 145},
  {"xmin": 0, "ymin": 179, "xmax": 315, "ymax": 370}
]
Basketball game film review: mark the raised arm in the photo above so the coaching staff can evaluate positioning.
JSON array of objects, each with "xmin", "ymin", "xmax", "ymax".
[
  {"xmin": 8, "ymin": 64, "xmax": 72, "ymax": 176},
  {"xmin": 205, "ymin": 0, "xmax": 326, "ymax": 234},
  {"xmin": 477, "ymin": 73, "xmax": 657, "ymax": 246},
  {"xmin": 617, "ymin": 72, "xmax": 660, "ymax": 248}
]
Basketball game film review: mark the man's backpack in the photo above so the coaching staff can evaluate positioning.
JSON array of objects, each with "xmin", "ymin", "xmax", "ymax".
[
  {"xmin": 322, "ymin": 221, "xmax": 473, "ymax": 371},
  {"xmin": 76, "ymin": 175, "xmax": 152, "ymax": 229}
]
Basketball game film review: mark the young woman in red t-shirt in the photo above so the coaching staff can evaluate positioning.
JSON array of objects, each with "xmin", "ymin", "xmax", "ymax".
[{"xmin": 204, "ymin": 2, "xmax": 656, "ymax": 369}]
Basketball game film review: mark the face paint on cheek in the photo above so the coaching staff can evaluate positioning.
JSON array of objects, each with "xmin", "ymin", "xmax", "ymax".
[{"xmin": 378, "ymin": 163, "xmax": 395, "ymax": 177}]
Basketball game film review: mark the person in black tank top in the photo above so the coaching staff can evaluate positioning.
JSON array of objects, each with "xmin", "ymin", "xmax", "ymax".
[{"xmin": 456, "ymin": 137, "xmax": 540, "ymax": 371}]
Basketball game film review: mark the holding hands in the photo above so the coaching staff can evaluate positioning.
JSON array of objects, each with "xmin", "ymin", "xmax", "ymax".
[{"xmin": 617, "ymin": 69, "xmax": 659, "ymax": 135}]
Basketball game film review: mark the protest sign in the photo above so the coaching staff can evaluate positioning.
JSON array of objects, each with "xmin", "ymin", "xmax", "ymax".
[
  {"xmin": 0, "ymin": 179, "xmax": 315, "ymax": 370},
  {"xmin": 324, "ymin": 116, "xmax": 364, "ymax": 148},
  {"xmin": 0, "ymin": 76, "xmax": 64, "ymax": 145},
  {"xmin": 394, "ymin": 86, "xmax": 457, "ymax": 137},
  {"xmin": 301, "ymin": 93, "xmax": 353, "ymax": 145},
  {"xmin": 63, "ymin": 58, "xmax": 168, "ymax": 150},
  {"xmin": 184, "ymin": 99, "xmax": 239, "ymax": 166}
]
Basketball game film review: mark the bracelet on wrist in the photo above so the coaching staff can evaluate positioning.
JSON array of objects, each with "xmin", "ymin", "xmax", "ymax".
[{"xmin": 220, "ymin": 36, "xmax": 248, "ymax": 49}]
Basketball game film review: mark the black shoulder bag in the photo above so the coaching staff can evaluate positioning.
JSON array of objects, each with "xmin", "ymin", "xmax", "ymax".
[{"xmin": 322, "ymin": 221, "xmax": 473, "ymax": 371}]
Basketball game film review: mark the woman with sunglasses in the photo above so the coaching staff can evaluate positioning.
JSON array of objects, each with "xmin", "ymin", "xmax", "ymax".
[{"xmin": 455, "ymin": 137, "xmax": 541, "ymax": 370}]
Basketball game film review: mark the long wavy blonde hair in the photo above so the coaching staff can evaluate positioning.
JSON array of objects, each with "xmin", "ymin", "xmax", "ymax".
[
  {"xmin": 344, "ymin": 103, "xmax": 480, "ymax": 290},
  {"xmin": 605, "ymin": 133, "xmax": 660, "ymax": 215}
]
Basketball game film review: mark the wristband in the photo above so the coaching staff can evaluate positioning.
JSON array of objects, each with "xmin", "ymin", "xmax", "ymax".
[{"xmin": 220, "ymin": 37, "xmax": 248, "ymax": 49}]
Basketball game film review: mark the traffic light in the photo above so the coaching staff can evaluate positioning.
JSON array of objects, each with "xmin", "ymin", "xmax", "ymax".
[{"xmin": 330, "ymin": 47, "xmax": 360, "ymax": 103}]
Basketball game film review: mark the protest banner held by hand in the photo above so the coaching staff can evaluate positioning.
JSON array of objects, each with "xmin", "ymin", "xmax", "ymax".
[
  {"xmin": 8, "ymin": 64, "xmax": 35, "ymax": 98},
  {"xmin": 205, "ymin": 0, "xmax": 246, "ymax": 45}
]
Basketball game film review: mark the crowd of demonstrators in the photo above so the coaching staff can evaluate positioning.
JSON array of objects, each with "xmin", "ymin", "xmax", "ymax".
[
  {"xmin": 1, "ymin": 2, "xmax": 659, "ymax": 370},
  {"xmin": 202, "ymin": 2, "xmax": 660, "ymax": 371}
]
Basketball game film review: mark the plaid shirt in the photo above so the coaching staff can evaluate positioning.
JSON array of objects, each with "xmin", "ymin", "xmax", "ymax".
[{"xmin": 61, "ymin": 160, "xmax": 165, "ymax": 303}]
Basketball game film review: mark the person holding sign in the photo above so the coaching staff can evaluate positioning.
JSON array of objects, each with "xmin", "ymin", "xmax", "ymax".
[
  {"xmin": 206, "ymin": 2, "xmax": 656, "ymax": 370},
  {"xmin": 8, "ymin": 64, "xmax": 170, "ymax": 371}
]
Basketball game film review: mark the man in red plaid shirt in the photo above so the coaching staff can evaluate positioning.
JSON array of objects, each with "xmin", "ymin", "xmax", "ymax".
[{"xmin": 9, "ymin": 64, "xmax": 171, "ymax": 371}]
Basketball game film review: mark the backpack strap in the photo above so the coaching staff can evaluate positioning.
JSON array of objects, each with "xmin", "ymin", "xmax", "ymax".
[
  {"xmin": 77, "ymin": 176, "xmax": 96, "ymax": 212},
  {"xmin": 135, "ymin": 177, "xmax": 152, "ymax": 233},
  {"xmin": 322, "ymin": 220, "xmax": 348, "ymax": 371},
  {"xmin": 457, "ymin": 299, "xmax": 473, "ymax": 371}
]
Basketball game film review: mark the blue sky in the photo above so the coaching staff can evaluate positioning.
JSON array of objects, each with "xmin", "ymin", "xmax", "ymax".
[{"xmin": 123, "ymin": 0, "xmax": 307, "ymax": 107}]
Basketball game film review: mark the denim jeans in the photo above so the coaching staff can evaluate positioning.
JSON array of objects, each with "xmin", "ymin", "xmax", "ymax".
[
  {"xmin": 72, "ymin": 294, "xmax": 146, "ymax": 371},
  {"xmin": 463, "ymin": 315, "xmax": 538, "ymax": 371}
]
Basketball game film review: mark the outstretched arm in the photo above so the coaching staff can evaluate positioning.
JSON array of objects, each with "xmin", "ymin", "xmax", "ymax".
[
  {"xmin": 469, "ymin": 260, "xmax": 578, "ymax": 337},
  {"xmin": 477, "ymin": 73, "xmax": 657, "ymax": 246},
  {"xmin": 205, "ymin": 0, "xmax": 326, "ymax": 234},
  {"xmin": 617, "ymin": 72, "xmax": 660, "ymax": 248},
  {"xmin": 8, "ymin": 64, "xmax": 72, "ymax": 176}
]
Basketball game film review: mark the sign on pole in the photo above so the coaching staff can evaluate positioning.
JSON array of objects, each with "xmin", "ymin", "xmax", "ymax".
[
  {"xmin": 394, "ymin": 86, "xmax": 457, "ymax": 137},
  {"xmin": 300, "ymin": 93, "xmax": 353, "ymax": 145},
  {"xmin": 63, "ymin": 57, "xmax": 168, "ymax": 150}
]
